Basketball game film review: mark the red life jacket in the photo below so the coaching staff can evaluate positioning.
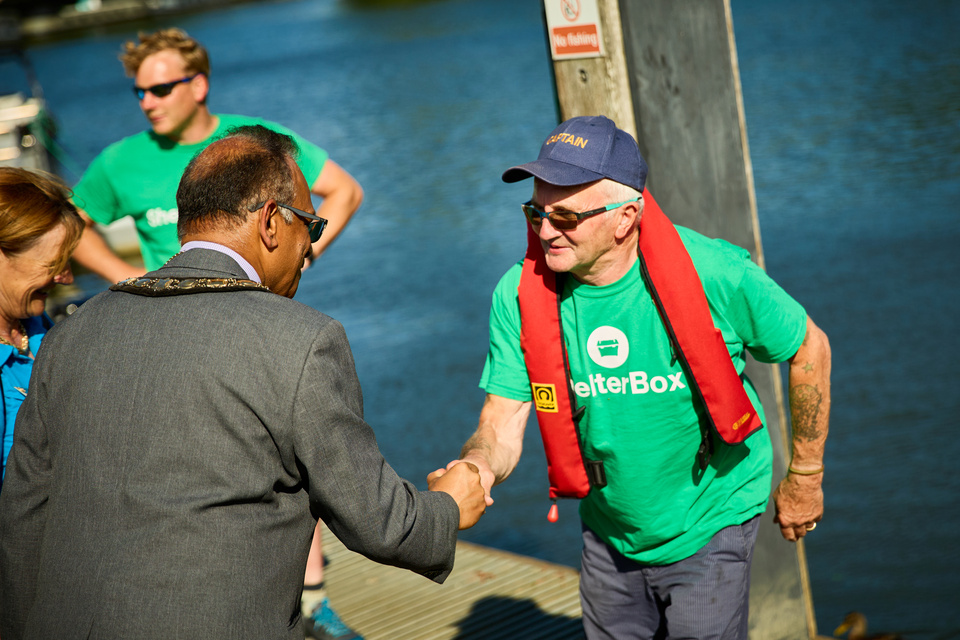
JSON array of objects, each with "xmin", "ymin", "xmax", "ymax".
[{"xmin": 518, "ymin": 189, "xmax": 762, "ymax": 500}]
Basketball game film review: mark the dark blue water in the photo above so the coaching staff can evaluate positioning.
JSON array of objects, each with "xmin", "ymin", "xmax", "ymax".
[
  {"xmin": 736, "ymin": 3, "xmax": 960, "ymax": 639},
  {"xmin": 6, "ymin": 0, "xmax": 959, "ymax": 637}
]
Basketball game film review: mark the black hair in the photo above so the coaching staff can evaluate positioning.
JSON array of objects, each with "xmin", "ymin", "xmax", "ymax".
[{"xmin": 176, "ymin": 125, "xmax": 301, "ymax": 238}]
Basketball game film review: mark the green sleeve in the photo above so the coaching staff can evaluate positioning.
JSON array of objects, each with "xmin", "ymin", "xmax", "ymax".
[
  {"xmin": 726, "ymin": 249, "xmax": 807, "ymax": 364},
  {"xmin": 71, "ymin": 151, "xmax": 122, "ymax": 225},
  {"xmin": 682, "ymin": 229, "xmax": 807, "ymax": 365},
  {"xmin": 478, "ymin": 263, "xmax": 532, "ymax": 401}
]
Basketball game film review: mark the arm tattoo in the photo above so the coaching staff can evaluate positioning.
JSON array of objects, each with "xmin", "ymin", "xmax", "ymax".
[{"xmin": 789, "ymin": 383, "xmax": 823, "ymax": 442}]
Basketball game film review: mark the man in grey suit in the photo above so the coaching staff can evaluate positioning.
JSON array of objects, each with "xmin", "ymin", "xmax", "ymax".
[{"xmin": 0, "ymin": 125, "xmax": 485, "ymax": 639}]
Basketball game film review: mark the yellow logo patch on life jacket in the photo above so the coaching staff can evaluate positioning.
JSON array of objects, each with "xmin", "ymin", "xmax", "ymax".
[
  {"xmin": 731, "ymin": 412, "xmax": 752, "ymax": 431},
  {"xmin": 531, "ymin": 383, "xmax": 559, "ymax": 413}
]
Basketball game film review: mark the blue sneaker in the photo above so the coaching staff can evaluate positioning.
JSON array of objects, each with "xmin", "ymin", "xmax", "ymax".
[{"xmin": 303, "ymin": 597, "xmax": 363, "ymax": 640}]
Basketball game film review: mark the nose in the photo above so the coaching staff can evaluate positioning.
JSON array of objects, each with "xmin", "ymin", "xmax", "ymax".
[
  {"xmin": 54, "ymin": 265, "xmax": 74, "ymax": 286},
  {"xmin": 536, "ymin": 216, "xmax": 562, "ymax": 240},
  {"xmin": 139, "ymin": 92, "xmax": 158, "ymax": 111}
]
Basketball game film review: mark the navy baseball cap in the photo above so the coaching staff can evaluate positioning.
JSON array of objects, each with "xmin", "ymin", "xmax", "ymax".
[{"xmin": 502, "ymin": 115, "xmax": 648, "ymax": 191}]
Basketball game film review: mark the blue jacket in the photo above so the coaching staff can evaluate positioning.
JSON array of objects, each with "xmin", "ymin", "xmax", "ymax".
[{"xmin": 1, "ymin": 314, "xmax": 51, "ymax": 489}]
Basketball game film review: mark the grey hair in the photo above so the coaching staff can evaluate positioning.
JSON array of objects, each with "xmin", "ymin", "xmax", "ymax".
[
  {"xmin": 597, "ymin": 179, "xmax": 644, "ymax": 230},
  {"xmin": 598, "ymin": 179, "xmax": 642, "ymax": 204}
]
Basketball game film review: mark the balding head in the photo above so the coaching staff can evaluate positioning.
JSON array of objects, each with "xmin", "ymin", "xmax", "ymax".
[
  {"xmin": 176, "ymin": 125, "xmax": 315, "ymax": 298},
  {"xmin": 176, "ymin": 125, "xmax": 299, "ymax": 239}
]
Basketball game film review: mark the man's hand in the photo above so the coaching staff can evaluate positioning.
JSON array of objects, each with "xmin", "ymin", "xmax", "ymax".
[
  {"xmin": 772, "ymin": 472, "xmax": 824, "ymax": 541},
  {"xmin": 431, "ymin": 457, "xmax": 496, "ymax": 507},
  {"xmin": 427, "ymin": 461, "xmax": 486, "ymax": 530}
]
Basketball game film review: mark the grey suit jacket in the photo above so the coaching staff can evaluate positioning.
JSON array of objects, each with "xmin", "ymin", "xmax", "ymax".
[{"xmin": 0, "ymin": 249, "xmax": 460, "ymax": 640}]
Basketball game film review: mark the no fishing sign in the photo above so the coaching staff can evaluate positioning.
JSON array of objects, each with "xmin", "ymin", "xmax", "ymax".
[{"xmin": 544, "ymin": 0, "xmax": 605, "ymax": 60}]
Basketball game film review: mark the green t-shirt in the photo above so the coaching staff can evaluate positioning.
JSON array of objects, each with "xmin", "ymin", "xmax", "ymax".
[
  {"xmin": 480, "ymin": 226, "xmax": 807, "ymax": 565},
  {"xmin": 72, "ymin": 114, "xmax": 329, "ymax": 271}
]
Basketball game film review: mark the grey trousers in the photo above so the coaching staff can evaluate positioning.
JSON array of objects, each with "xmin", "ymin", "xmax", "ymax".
[{"xmin": 579, "ymin": 516, "xmax": 760, "ymax": 640}]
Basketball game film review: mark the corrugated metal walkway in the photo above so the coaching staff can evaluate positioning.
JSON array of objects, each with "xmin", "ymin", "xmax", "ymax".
[{"xmin": 319, "ymin": 525, "xmax": 584, "ymax": 640}]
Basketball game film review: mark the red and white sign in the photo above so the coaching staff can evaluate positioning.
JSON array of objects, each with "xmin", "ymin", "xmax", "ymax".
[{"xmin": 543, "ymin": 0, "xmax": 605, "ymax": 60}]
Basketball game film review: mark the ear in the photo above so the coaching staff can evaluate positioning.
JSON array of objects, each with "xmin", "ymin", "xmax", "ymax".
[
  {"xmin": 614, "ymin": 198, "xmax": 642, "ymax": 241},
  {"xmin": 257, "ymin": 201, "xmax": 281, "ymax": 250},
  {"xmin": 192, "ymin": 73, "xmax": 210, "ymax": 104}
]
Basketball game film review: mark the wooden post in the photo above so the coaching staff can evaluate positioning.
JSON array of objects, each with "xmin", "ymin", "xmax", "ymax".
[
  {"xmin": 548, "ymin": 0, "xmax": 636, "ymax": 140},
  {"xmin": 544, "ymin": 1, "xmax": 818, "ymax": 638}
]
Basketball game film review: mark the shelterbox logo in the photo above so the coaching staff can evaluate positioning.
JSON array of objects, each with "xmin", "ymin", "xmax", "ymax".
[
  {"xmin": 587, "ymin": 326, "xmax": 629, "ymax": 368},
  {"xmin": 576, "ymin": 326, "xmax": 687, "ymax": 399},
  {"xmin": 146, "ymin": 207, "xmax": 178, "ymax": 227}
]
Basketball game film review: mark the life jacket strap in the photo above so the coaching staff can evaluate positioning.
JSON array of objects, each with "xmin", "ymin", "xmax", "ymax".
[{"xmin": 637, "ymin": 190, "xmax": 762, "ymax": 468}]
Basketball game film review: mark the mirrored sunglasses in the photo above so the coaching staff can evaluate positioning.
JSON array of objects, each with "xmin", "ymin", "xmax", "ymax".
[{"xmin": 521, "ymin": 197, "xmax": 640, "ymax": 231}]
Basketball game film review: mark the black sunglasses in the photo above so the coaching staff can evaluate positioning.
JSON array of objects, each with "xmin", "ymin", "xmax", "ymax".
[
  {"xmin": 249, "ymin": 201, "xmax": 328, "ymax": 243},
  {"xmin": 132, "ymin": 74, "xmax": 199, "ymax": 100}
]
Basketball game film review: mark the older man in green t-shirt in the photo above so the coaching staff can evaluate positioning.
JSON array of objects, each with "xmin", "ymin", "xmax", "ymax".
[
  {"xmin": 70, "ymin": 29, "xmax": 365, "ymax": 640},
  {"xmin": 438, "ymin": 116, "xmax": 832, "ymax": 640},
  {"xmin": 71, "ymin": 28, "xmax": 363, "ymax": 282}
]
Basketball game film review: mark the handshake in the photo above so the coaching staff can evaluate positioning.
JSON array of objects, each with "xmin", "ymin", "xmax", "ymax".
[{"xmin": 426, "ymin": 458, "xmax": 495, "ymax": 530}]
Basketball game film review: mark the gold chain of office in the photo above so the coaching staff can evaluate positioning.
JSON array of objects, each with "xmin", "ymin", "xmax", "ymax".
[{"xmin": 109, "ymin": 276, "xmax": 272, "ymax": 297}]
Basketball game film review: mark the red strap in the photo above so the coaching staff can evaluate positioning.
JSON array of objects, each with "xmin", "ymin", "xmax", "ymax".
[
  {"xmin": 519, "ymin": 224, "xmax": 591, "ymax": 499},
  {"xmin": 637, "ymin": 190, "xmax": 762, "ymax": 445}
]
